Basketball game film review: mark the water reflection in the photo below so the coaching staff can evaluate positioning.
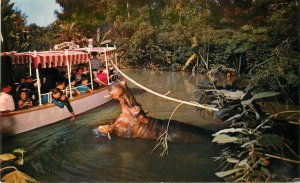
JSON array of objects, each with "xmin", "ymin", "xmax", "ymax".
[{"xmin": 1, "ymin": 69, "xmax": 222, "ymax": 182}]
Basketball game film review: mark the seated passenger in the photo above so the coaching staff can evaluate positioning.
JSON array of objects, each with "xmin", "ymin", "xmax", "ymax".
[
  {"xmin": 52, "ymin": 88, "xmax": 75, "ymax": 121},
  {"xmin": 71, "ymin": 69, "xmax": 77, "ymax": 82},
  {"xmin": 26, "ymin": 76, "xmax": 38, "ymax": 105},
  {"xmin": 18, "ymin": 91, "xmax": 33, "ymax": 109},
  {"xmin": 92, "ymin": 69, "xmax": 100, "ymax": 89},
  {"xmin": 57, "ymin": 80, "xmax": 80, "ymax": 96},
  {"xmin": 109, "ymin": 66, "xmax": 119, "ymax": 81},
  {"xmin": 96, "ymin": 69, "xmax": 108, "ymax": 86},
  {"xmin": 76, "ymin": 78, "xmax": 93, "ymax": 94},
  {"xmin": 75, "ymin": 67, "xmax": 88, "ymax": 85},
  {"xmin": 0, "ymin": 85, "xmax": 15, "ymax": 112},
  {"xmin": 82, "ymin": 65, "xmax": 90, "ymax": 75},
  {"xmin": 56, "ymin": 81, "xmax": 66, "ymax": 91},
  {"xmin": 59, "ymin": 71, "xmax": 69, "ymax": 86},
  {"xmin": 16, "ymin": 77, "xmax": 27, "ymax": 93}
]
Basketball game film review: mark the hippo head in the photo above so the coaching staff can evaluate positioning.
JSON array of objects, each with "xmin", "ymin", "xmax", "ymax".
[
  {"xmin": 108, "ymin": 81, "xmax": 141, "ymax": 110},
  {"xmin": 108, "ymin": 81, "xmax": 126, "ymax": 100},
  {"xmin": 98, "ymin": 125, "xmax": 111, "ymax": 135},
  {"xmin": 97, "ymin": 81, "xmax": 148, "ymax": 138}
]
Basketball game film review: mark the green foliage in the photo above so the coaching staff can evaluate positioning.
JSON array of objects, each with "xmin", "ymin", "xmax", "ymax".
[
  {"xmin": 1, "ymin": 0, "xmax": 29, "ymax": 52},
  {"xmin": 210, "ymin": 89, "xmax": 297, "ymax": 182},
  {"xmin": 3, "ymin": 0, "xmax": 297, "ymax": 92},
  {"xmin": 0, "ymin": 148, "xmax": 38, "ymax": 182}
]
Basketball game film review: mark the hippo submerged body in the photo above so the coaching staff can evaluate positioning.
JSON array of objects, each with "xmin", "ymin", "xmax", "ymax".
[{"xmin": 97, "ymin": 81, "xmax": 208, "ymax": 141}]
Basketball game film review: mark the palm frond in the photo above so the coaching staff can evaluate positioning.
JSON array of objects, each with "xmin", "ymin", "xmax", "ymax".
[{"xmin": 182, "ymin": 53, "xmax": 196, "ymax": 70}]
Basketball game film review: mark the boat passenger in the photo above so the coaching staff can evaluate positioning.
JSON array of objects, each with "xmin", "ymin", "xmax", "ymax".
[
  {"xmin": 40, "ymin": 77, "xmax": 53, "ymax": 104},
  {"xmin": 0, "ymin": 85, "xmax": 15, "ymax": 112},
  {"xmin": 82, "ymin": 65, "xmax": 90, "ymax": 75},
  {"xmin": 57, "ymin": 80, "xmax": 80, "ymax": 96},
  {"xmin": 26, "ymin": 76, "xmax": 38, "ymax": 105},
  {"xmin": 17, "ymin": 91, "xmax": 33, "ymax": 109},
  {"xmin": 75, "ymin": 68, "xmax": 87, "ymax": 85},
  {"xmin": 71, "ymin": 69, "xmax": 77, "ymax": 81},
  {"xmin": 52, "ymin": 88, "xmax": 76, "ymax": 121},
  {"xmin": 96, "ymin": 69, "xmax": 108, "ymax": 85},
  {"xmin": 56, "ymin": 81, "xmax": 66, "ymax": 91},
  {"xmin": 90, "ymin": 52, "xmax": 103, "ymax": 72},
  {"xmin": 108, "ymin": 65, "xmax": 119, "ymax": 81},
  {"xmin": 16, "ymin": 77, "xmax": 27, "ymax": 93},
  {"xmin": 92, "ymin": 69, "xmax": 100, "ymax": 89},
  {"xmin": 59, "ymin": 71, "xmax": 69, "ymax": 86},
  {"xmin": 76, "ymin": 77, "xmax": 93, "ymax": 94}
]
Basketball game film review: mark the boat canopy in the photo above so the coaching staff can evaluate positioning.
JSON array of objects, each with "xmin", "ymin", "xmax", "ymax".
[
  {"xmin": 1, "ymin": 46, "xmax": 117, "ymax": 106},
  {"xmin": 0, "ymin": 47, "xmax": 116, "ymax": 69}
]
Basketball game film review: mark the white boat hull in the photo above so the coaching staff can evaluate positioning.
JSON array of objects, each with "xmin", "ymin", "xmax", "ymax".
[{"xmin": 0, "ymin": 87, "xmax": 111, "ymax": 135}]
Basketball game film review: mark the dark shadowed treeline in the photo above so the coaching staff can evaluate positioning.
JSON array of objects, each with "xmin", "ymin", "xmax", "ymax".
[{"xmin": 1, "ymin": 0, "xmax": 299, "ymax": 97}]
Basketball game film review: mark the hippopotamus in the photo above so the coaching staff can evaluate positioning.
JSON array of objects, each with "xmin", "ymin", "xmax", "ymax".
[{"xmin": 96, "ymin": 81, "xmax": 211, "ymax": 141}]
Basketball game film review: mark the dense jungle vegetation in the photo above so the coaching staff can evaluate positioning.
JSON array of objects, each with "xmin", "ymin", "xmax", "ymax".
[{"xmin": 1, "ymin": 0, "xmax": 299, "ymax": 99}]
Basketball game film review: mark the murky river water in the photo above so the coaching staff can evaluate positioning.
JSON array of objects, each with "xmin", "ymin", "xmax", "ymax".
[{"xmin": 1, "ymin": 69, "xmax": 223, "ymax": 182}]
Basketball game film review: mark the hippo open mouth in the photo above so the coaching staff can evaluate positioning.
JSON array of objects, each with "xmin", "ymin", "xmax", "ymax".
[{"xmin": 97, "ymin": 81, "xmax": 209, "ymax": 140}]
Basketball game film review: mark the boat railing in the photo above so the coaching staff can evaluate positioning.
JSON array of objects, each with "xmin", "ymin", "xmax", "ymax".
[{"xmin": 40, "ymin": 82, "xmax": 97, "ymax": 104}]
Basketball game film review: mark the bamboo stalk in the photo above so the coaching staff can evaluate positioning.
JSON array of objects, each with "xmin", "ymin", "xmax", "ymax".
[{"xmin": 265, "ymin": 154, "xmax": 300, "ymax": 164}]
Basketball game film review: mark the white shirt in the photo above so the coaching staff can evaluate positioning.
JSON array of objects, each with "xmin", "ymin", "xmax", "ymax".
[{"xmin": 0, "ymin": 92, "xmax": 15, "ymax": 112}]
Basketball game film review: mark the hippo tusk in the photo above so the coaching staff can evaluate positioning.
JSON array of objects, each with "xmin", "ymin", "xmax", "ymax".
[
  {"xmin": 107, "ymin": 132, "xmax": 111, "ymax": 140},
  {"xmin": 104, "ymin": 95, "xmax": 111, "ymax": 98}
]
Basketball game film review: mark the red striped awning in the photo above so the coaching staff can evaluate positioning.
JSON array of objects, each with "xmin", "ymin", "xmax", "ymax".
[
  {"xmin": 5, "ymin": 50, "xmax": 91, "ymax": 69},
  {"xmin": 1, "ymin": 47, "xmax": 117, "ymax": 69}
]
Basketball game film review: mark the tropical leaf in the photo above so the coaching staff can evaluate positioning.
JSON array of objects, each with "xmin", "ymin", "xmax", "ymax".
[
  {"xmin": 241, "ymin": 98, "xmax": 254, "ymax": 106},
  {"xmin": 212, "ymin": 134, "xmax": 239, "ymax": 144},
  {"xmin": 0, "ymin": 153, "xmax": 16, "ymax": 162},
  {"xmin": 13, "ymin": 148, "xmax": 26, "ymax": 154},
  {"xmin": 256, "ymin": 134, "xmax": 284, "ymax": 149},
  {"xmin": 212, "ymin": 128, "xmax": 246, "ymax": 136},
  {"xmin": 238, "ymin": 158, "xmax": 249, "ymax": 167},
  {"xmin": 225, "ymin": 113, "xmax": 243, "ymax": 122},
  {"xmin": 217, "ymin": 90, "xmax": 245, "ymax": 100},
  {"xmin": 1, "ymin": 170, "xmax": 38, "ymax": 183},
  {"xmin": 182, "ymin": 53, "xmax": 196, "ymax": 70},
  {"xmin": 227, "ymin": 157, "xmax": 239, "ymax": 163},
  {"xmin": 253, "ymin": 92, "xmax": 280, "ymax": 99},
  {"xmin": 215, "ymin": 168, "xmax": 243, "ymax": 178}
]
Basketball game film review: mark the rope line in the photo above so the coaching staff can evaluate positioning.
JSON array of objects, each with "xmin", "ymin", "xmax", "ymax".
[{"xmin": 110, "ymin": 61, "xmax": 219, "ymax": 112}]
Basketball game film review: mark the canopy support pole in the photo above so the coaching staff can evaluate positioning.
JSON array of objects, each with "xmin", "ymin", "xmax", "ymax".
[
  {"xmin": 65, "ymin": 50, "xmax": 73, "ymax": 99},
  {"xmin": 88, "ymin": 59, "xmax": 94, "ymax": 89},
  {"xmin": 29, "ymin": 58, "xmax": 32, "ymax": 76},
  {"xmin": 104, "ymin": 51, "xmax": 110, "ymax": 84},
  {"xmin": 34, "ymin": 51, "xmax": 42, "ymax": 106},
  {"xmin": 114, "ymin": 45, "xmax": 117, "ymax": 68}
]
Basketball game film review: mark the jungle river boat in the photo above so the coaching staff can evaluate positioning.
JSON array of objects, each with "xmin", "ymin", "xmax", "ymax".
[{"xmin": 0, "ymin": 43, "xmax": 118, "ymax": 135}]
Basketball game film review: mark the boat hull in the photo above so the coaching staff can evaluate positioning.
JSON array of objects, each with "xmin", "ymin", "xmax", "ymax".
[{"xmin": 0, "ymin": 87, "xmax": 111, "ymax": 135}]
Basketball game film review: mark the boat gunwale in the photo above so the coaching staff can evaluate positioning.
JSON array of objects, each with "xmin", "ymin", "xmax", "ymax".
[{"xmin": 0, "ymin": 86, "xmax": 109, "ymax": 118}]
